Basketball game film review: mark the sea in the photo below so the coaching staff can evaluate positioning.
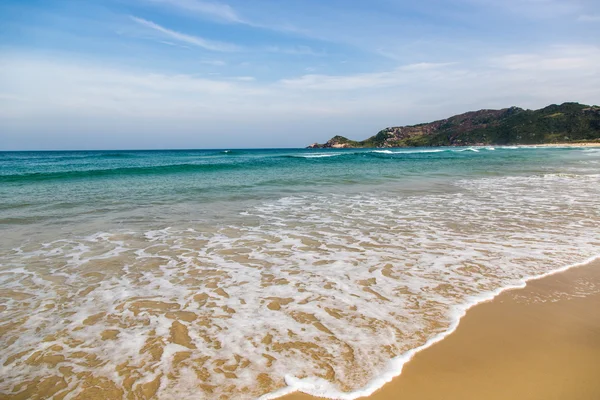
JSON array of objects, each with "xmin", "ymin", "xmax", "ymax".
[{"xmin": 1, "ymin": 146, "xmax": 599, "ymax": 399}]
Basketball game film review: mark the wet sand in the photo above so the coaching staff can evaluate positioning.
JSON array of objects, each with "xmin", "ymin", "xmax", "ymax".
[{"xmin": 284, "ymin": 259, "xmax": 600, "ymax": 400}]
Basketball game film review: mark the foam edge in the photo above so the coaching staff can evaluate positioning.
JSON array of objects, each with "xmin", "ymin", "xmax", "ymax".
[{"xmin": 257, "ymin": 254, "xmax": 600, "ymax": 400}]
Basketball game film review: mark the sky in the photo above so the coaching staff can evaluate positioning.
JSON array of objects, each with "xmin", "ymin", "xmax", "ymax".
[{"xmin": 0, "ymin": 0, "xmax": 599, "ymax": 150}]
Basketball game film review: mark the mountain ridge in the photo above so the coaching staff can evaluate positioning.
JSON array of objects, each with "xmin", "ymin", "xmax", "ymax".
[{"xmin": 307, "ymin": 102, "xmax": 600, "ymax": 148}]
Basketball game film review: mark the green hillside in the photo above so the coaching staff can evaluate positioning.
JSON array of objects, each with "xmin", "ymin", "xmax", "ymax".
[{"xmin": 308, "ymin": 103, "xmax": 600, "ymax": 148}]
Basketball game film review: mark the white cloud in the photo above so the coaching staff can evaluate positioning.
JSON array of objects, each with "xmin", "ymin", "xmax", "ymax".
[
  {"xmin": 0, "ymin": 54, "xmax": 268, "ymax": 120},
  {"xmin": 158, "ymin": 40, "xmax": 191, "ymax": 49},
  {"xmin": 279, "ymin": 63, "xmax": 455, "ymax": 91},
  {"xmin": 1, "ymin": 45, "xmax": 598, "ymax": 147},
  {"xmin": 131, "ymin": 16, "xmax": 240, "ymax": 52},
  {"xmin": 199, "ymin": 59, "xmax": 227, "ymax": 66},
  {"xmin": 491, "ymin": 45, "xmax": 600, "ymax": 71}
]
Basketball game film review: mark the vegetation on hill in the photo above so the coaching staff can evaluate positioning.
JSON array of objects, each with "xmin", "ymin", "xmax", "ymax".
[{"xmin": 307, "ymin": 103, "xmax": 600, "ymax": 148}]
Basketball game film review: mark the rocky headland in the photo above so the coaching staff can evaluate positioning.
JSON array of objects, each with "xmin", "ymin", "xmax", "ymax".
[{"xmin": 308, "ymin": 103, "xmax": 600, "ymax": 148}]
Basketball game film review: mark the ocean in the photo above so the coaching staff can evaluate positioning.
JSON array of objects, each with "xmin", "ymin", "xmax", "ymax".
[{"xmin": 1, "ymin": 146, "xmax": 599, "ymax": 399}]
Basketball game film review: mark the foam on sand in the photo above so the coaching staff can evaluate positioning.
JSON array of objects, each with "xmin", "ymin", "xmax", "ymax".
[{"xmin": 261, "ymin": 254, "xmax": 600, "ymax": 400}]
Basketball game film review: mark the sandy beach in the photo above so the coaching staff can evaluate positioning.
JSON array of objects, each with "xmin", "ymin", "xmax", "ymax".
[
  {"xmin": 528, "ymin": 142, "xmax": 600, "ymax": 147},
  {"xmin": 284, "ymin": 259, "xmax": 600, "ymax": 400}
]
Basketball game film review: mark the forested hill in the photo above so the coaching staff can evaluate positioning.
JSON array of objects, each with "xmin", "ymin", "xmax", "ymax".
[{"xmin": 308, "ymin": 103, "xmax": 600, "ymax": 148}]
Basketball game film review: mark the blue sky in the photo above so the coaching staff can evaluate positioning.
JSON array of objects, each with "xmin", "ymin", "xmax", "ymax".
[{"xmin": 1, "ymin": 0, "xmax": 599, "ymax": 149}]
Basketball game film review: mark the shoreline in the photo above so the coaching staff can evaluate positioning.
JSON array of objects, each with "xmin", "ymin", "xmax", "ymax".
[
  {"xmin": 307, "ymin": 142, "xmax": 600, "ymax": 150},
  {"xmin": 273, "ymin": 255, "xmax": 600, "ymax": 400},
  {"xmin": 523, "ymin": 142, "xmax": 600, "ymax": 147}
]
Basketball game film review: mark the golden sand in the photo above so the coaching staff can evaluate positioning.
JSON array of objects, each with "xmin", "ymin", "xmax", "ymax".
[{"xmin": 284, "ymin": 259, "xmax": 600, "ymax": 400}]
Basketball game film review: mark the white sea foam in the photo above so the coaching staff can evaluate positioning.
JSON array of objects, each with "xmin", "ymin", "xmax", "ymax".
[
  {"xmin": 371, "ymin": 150, "xmax": 394, "ymax": 154},
  {"xmin": 297, "ymin": 154, "xmax": 343, "ymax": 158},
  {"xmin": 377, "ymin": 149, "xmax": 446, "ymax": 154},
  {"xmin": 370, "ymin": 149, "xmax": 468, "ymax": 155},
  {"xmin": 1, "ymin": 173, "xmax": 600, "ymax": 399},
  {"xmin": 582, "ymin": 148, "xmax": 600, "ymax": 154},
  {"xmin": 415, "ymin": 149, "xmax": 445, "ymax": 153},
  {"xmin": 261, "ymin": 253, "xmax": 600, "ymax": 399}
]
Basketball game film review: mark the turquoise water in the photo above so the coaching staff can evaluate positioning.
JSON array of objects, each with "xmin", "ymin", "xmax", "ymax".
[
  {"xmin": 1, "ymin": 146, "xmax": 599, "ymax": 399},
  {"xmin": 0, "ymin": 147, "xmax": 592, "ymax": 233}
]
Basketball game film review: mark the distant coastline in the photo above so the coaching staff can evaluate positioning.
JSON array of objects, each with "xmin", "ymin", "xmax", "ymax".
[{"xmin": 308, "ymin": 102, "xmax": 600, "ymax": 149}]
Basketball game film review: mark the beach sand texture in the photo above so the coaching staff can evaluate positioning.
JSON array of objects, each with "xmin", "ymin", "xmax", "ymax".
[{"xmin": 285, "ymin": 259, "xmax": 600, "ymax": 400}]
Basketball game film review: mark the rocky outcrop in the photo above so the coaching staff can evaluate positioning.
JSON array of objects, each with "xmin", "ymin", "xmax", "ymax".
[
  {"xmin": 308, "ymin": 135, "xmax": 359, "ymax": 149},
  {"xmin": 308, "ymin": 103, "xmax": 600, "ymax": 148}
]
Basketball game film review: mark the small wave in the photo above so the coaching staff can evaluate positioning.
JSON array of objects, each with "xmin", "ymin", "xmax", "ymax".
[
  {"xmin": 404, "ymin": 149, "xmax": 446, "ymax": 154},
  {"xmin": 369, "ymin": 149, "xmax": 445, "ymax": 155},
  {"xmin": 373, "ymin": 147, "xmax": 496, "ymax": 155},
  {"xmin": 97, "ymin": 152, "xmax": 137, "ymax": 159},
  {"xmin": 290, "ymin": 154, "xmax": 344, "ymax": 158},
  {"xmin": 371, "ymin": 150, "xmax": 394, "ymax": 154},
  {"xmin": 220, "ymin": 150, "xmax": 249, "ymax": 155},
  {"xmin": 0, "ymin": 163, "xmax": 243, "ymax": 183}
]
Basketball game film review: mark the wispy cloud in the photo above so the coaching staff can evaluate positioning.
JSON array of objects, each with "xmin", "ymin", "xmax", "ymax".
[
  {"xmin": 279, "ymin": 62, "xmax": 455, "ymax": 91},
  {"xmin": 131, "ymin": 16, "xmax": 240, "ymax": 52},
  {"xmin": 491, "ymin": 45, "xmax": 600, "ymax": 71},
  {"xmin": 142, "ymin": 0, "xmax": 308, "ymax": 36},
  {"xmin": 199, "ymin": 59, "xmax": 227, "ymax": 66},
  {"xmin": 145, "ymin": 0, "xmax": 244, "ymax": 23},
  {"xmin": 158, "ymin": 40, "xmax": 191, "ymax": 49}
]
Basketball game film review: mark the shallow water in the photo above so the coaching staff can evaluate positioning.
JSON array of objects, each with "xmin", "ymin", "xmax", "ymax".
[{"xmin": 1, "ymin": 146, "xmax": 599, "ymax": 399}]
